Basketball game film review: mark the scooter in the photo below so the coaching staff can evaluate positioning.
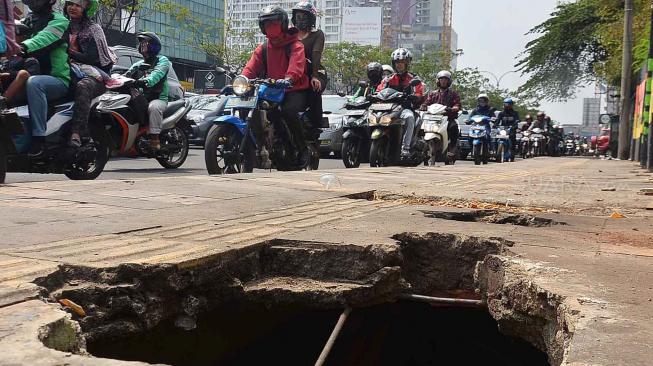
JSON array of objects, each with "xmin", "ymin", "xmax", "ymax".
[
  {"xmin": 99, "ymin": 72, "xmax": 191, "ymax": 169},
  {"xmin": 203, "ymin": 76, "xmax": 323, "ymax": 174},
  {"xmin": 0, "ymin": 98, "xmax": 109, "ymax": 183},
  {"xmin": 367, "ymin": 83, "xmax": 428, "ymax": 167},
  {"xmin": 341, "ymin": 95, "xmax": 371, "ymax": 168},
  {"xmin": 419, "ymin": 103, "xmax": 453, "ymax": 165},
  {"xmin": 469, "ymin": 115, "xmax": 492, "ymax": 165},
  {"xmin": 494, "ymin": 125, "xmax": 513, "ymax": 163},
  {"xmin": 530, "ymin": 127, "xmax": 544, "ymax": 157}
]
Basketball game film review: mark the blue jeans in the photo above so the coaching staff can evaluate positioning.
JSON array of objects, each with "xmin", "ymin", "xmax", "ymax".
[{"xmin": 26, "ymin": 75, "xmax": 69, "ymax": 137}]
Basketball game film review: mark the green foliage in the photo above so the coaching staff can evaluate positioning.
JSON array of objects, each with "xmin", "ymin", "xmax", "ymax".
[
  {"xmin": 517, "ymin": 0, "xmax": 651, "ymax": 101},
  {"xmin": 321, "ymin": 42, "xmax": 392, "ymax": 92}
]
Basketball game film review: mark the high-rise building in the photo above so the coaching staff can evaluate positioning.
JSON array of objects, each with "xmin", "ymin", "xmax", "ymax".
[{"xmin": 582, "ymin": 98, "xmax": 601, "ymax": 127}]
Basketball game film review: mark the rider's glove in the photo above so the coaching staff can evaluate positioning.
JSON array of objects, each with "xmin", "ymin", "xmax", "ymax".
[
  {"xmin": 134, "ymin": 79, "xmax": 147, "ymax": 89},
  {"xmin": 275, "ymin": 79, "xmax": 292, "ymax": 89}
]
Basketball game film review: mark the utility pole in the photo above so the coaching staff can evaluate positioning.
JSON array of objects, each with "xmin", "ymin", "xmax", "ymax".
[
  {"xmin": 618, "ymin": 0, "xmax": 634, "ymax": 160},
  {"xmin": 647, "ymin": 0, "xmax": 653, "ymax": 171}
]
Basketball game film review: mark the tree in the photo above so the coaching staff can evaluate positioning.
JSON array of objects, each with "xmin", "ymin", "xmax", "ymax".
[
  {"xmin": 321, "ymin": 42, "xmax": 391, "ymax": 93},
  {"xmin": 517, "ymin": 0, "xmax": 650, "ymax": 102}
]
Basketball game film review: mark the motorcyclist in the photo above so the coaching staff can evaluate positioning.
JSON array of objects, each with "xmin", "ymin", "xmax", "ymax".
[
  {"xmin": 470, "ymin": 93, "xmax": 495, "ymax": 117},
  {"xmin": 0, "ymin": 20, "xmax": 40, "ymax": 107},
  {"xmin": 22, "ymin": 0, "xmax": 71, "ymax": 158},
  {"xmin": 521, "ymin": 114, "xmax": 533, "ymax": 131},
  {"xmin": 529, "ymin": 111, "xmax": 547, "ymax": 131},
  {"xmin": 351, "ymin": 62, "xmax": 383, "ymax": 99},
  {"xmin": 382, "ymin": 64, "xmax": 393, "ymax": 79},
  {"xmin": 124, "ymin": 32, "xmax": 171, "ymax": 151},
  {"xmin": 544, "ymin": 116, "xmax": 554, "ymax": 131},
  {"xmin": 421, "ymin": 70, "xmax": 461, "ymax": 157},
  {"xmin": 241, "ymin": 5, "xmax": 310, "ymax": 167},
  {"xmin": 376, "ymin": 48, "xmax": 425, "ymax": 158},
  {"xmin": 496, "ymin": 97, "xmax": 519, "ymax": 143}
]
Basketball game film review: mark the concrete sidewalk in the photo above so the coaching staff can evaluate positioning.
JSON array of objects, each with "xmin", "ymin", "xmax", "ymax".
[{"xmin": 0, "ymin": 157, "xmax": 652, "ymax": 365}]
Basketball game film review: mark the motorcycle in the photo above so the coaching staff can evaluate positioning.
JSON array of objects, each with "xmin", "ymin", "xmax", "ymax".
[
  {"xmin": 494, "ymin": 125, "xmax": 513, "ymax": 163},
  {"xmin": 203, "ymin": 76, "xmax": 323, "ymax": 174},
  {"xmin": 0, "ymin": 99, "xmax": 109, "ymax": 183},
  {"xmin": 468, "ymin": 114, "xmax": 492, "ymax": 165},
  {"xmin": 367, "ymin": 83, "xmax": 428, "ymax": 167},
  {"xmin": 98, "ymin": 72, "xmax": 191, "ymax": 168},
  {"xmin": 341, "ymin": 95, "xmax": 371, "ymax": 168},
  {"xmin": 530, "ymin": 127, "xmax": 544, "ymax": 157},
  {"xmin": 564, "ymin": 138, "xmax": 575, "ymax": 156},
  {"xmin": 520, "ymin": 130, "xmax": 531, "ymax": 159},
  {"xmin": 419, "ymin": 103, "xmax": 454, "ymax": 165}
]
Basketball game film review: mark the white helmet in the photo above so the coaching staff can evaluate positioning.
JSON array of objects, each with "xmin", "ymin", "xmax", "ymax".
[
  {"xmin": 382, "ymin": 64, "xmax": 393, "ymax": 75},
  {"xmin": 391, "ymin": 48, "xmax": 413, "ymax": 74},
  {"xmin": 477, "ymin": 93, "xmax": 489, "ymax": 101},
  {"xmin": 436, "ymin": 70, "xmax": 453, "ymax": 88}
]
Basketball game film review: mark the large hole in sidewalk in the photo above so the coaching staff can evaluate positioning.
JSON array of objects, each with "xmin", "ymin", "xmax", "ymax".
[
  {"xmin": 86, "ymin": 301, "xmax": 548, "ymax": 366},
  {"xmin": 37, "ymin": 234, "xmax": 566, "ymax": 366},
  {"xmin": 421, "ymin": 209, "xmax": 565, "ymax": 227}
]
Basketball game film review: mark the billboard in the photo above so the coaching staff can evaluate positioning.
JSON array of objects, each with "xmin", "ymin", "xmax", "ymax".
[
  {"xmin": 342, "ymin": 7, "xmax": 382, "ymax": 46},
  {"xmin": 193, "ymin": 70, "xmax": 227, "ymax": 92}
]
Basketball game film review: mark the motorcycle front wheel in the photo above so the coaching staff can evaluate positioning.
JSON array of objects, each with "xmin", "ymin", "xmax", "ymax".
[
  {"xmin": 64, "ymin": 125, "xmax": 110, "ymax": 180},
  {"xmin": 157, "ymin": 127, "xmax": 190, "ymax": 169},
  {"xmin": 473, "ymin": 144, "xmax": 482, "ymax": 165},
  {"xmin": 497, "ymin": 144, "xmax": 505, "ymax": 163},
  {"xmin": 369, "ymin": 138, "xmax": 387, "ymax": 167},
  {"xmin": 204, "ymin": 124, "xmax": 254, "ymax": 174},
  {"xmin": 341, "ymin": 138, "xmax": 361, "ymax": 168}
]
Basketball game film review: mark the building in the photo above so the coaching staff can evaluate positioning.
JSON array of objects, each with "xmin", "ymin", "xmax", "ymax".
[{"xmin": 582, "ymin": 98, "xmax": 601, "ymax": 127}]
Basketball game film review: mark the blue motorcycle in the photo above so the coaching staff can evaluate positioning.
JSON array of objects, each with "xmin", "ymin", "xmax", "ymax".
[
  {"xmin": 494, "ymin": 125, "xmax": 514, "ymax": 163},
  {"xmin": 468, "ymin": 114, "xmax": 492, "ymax": 165},
  {"xmin": 203, "ymin": 76, "xmax": 321, "ymax": 174}
]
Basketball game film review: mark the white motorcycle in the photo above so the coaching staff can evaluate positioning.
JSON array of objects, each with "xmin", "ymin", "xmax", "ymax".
[{"xmin": 419, "ymin": 103, "xmax": 453, "ymax": 165}]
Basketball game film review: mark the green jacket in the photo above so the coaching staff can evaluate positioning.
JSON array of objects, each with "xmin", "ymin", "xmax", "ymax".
[
  {"xmin": 22, "ymin": 12, "xmax": 70, "ymax": 86},
  {"xmin": 128, "ymin": 55, "xmax": 171, "ymax": 102}
]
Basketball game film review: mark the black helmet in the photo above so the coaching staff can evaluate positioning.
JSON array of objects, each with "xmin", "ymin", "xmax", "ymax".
[
  {"xmin": 23, "ymin": 0, "xmax": 56, "ymax": 12},
  {"xmin": 366, "ymin": 62, "xmax": 383, "ymax": 85},
  {"xmin": 291, "ymin": 1, "xmax": 317, "ymax": 30},
  {"xmin": 258, "ymin": 5, "xmax": 289, "ymax": 35},
  {"xmin": 137, "ymin": 32, "xmax": 162, "ymax": 56}
]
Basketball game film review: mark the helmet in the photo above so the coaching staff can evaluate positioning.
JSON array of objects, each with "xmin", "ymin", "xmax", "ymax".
[
  {"xmin": 503, "ymin": 98, "xmax": 514, "ymax": 105},
  {"xmin": 366, "ymin": 62, "xmax": 383, "ymax": 85},
  {"xmin": 436, "ymin": 70, "xmax": 452, "ymax": 88},
  {"xmin": 477, "ymin": 93, "xmax": 489, "ymax": 101},
  {"xmin": 63, "ymin": 0, "xmax": 99, "ymax": 19},
  {"xmin": 544, "ymin": 116, "xmax": 552, "ymax": 121},
  {"xmin": 391, "ymin": 48, "xmax": 412, "ymax": 73},
  {"xmin": 536, "ymin": 111, "xmax": 545, "ymax": 118},
  {"xmin": 137, "ymin": 32, "xmax": 162, "ymax": 56},
  {"xmin": 525, "ymin": 114, "xmax": 533, "ymax": 121},
  {"xmin": 382, "ymin": 64, "xmax": 393, "ymax": 75},
  {"xmin": 23, "ymin": 0, "xmax": 56, "ymax": 12},
  {"xmin": 291, "ymin": 1, "xmax": 317, "ymax": 30},
  {"xmin": 258, "ymin": 5, "xmax": 289, "ymax": 35}
]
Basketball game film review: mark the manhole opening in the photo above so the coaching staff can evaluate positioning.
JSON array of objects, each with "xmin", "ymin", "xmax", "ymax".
[
  {"xmin": 86, "ymin": 301, "xmax": 549, "ymax": 366},
  {"xmin": 421, "ymin": 209, "xmax": 566, "ymax": 227}
]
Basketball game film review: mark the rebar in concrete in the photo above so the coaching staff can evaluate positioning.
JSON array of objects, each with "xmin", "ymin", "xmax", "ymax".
[{"xmin": 400, "ymin": 294, "xmax": 485, "ymax": 307}]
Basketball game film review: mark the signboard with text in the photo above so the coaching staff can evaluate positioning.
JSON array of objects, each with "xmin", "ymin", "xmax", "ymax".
[
  {"xmin": 341, "ymin": 7, "xmax": 382, "ymax": 46},
  {"xmin": 193, "ymin": 70, "xmax": 226, "ymax": 92}
]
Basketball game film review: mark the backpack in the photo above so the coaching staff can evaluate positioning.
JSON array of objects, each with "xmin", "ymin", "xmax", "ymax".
[{"xmin": 260, "ymin": 40, "xmax": 313, "ymax": 79}]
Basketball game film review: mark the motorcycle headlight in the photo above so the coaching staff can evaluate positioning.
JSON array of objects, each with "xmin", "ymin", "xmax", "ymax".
[
  {"xmin": 368, "ymin": 113, "xmax": 377, "ymax": 126},
  {"xmin": 500, "ymin": 130, "xmax": 507, "ymax": 136},
  {"xmin": 380, "ymin": 115, "xmax": 393, "ymax": 125},
  {"xmin": 232, "ymin": 75, "xmax": 250, "ymax": 96}
]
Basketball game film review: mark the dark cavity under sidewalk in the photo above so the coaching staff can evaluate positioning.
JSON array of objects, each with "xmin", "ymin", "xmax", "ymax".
[{"xmin": 87, "ymin": 301, "xmax": 549, "ymax": 366}]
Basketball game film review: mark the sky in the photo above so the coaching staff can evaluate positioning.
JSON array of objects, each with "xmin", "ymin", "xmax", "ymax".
[{"xmin": 452, "ymin": 0, "xmax": 595, "ymax": 124}]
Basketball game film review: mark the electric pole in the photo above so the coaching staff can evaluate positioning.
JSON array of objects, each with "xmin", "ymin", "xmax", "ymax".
[{"xmin": 618, "ymin": 0, "xmax": 634, "ymax": 160}]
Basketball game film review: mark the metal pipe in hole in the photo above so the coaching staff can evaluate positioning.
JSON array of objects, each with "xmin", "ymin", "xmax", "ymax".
[
  {"xmin": 400, "ymin": 294, "xmax": 485, "ymax": 307},
  {"xmin": 315, "ymin": 306, "xmax": 352, "ymax": 366}
]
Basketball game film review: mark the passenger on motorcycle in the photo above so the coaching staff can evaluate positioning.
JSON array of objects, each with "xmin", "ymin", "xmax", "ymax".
[
  {"xmin": 0, "ymin": 20, "xmax": 40, "ymax": 107},
  {"xmin": 125, "ymin": 31, "xmax": 170, "ymax": 151},
  {"xmin": 241, "ymin": 5, "xmax": 311, "ymax": 167},
  {"xmin": 63, "ymin": 0, "xmax": 116, "ymax": 147},
  {"xmin": 495, "ymin": 98, "xmax": 520, "ymax": 151},
  {"xmin": 421, "ymin": 70, "xmax": 461, "ymax": 157},
  {"xmin": 529, "ymin": 111, "xmax": 546, "ymax": 131},
  {"xmin": 351, "ymin": 62, "xmax": 383, "ymax": 99},
  {"xmin": 470, "ymin": 93, "xmax": 496, "ymax": 117},
  {"xmin": 382, "ymin": 64, "xmax": 393, "ymax": 79},
  {"xmin": 292, "ymin": 1, "xmax": 326, "ymax": 133},
  {"xmin": 376, "ymin": 48, "xmax": 425, "ymax": 158},
  {"xmin": 22, "ymin": 0, "xmax": 71, "ymax": 158}
]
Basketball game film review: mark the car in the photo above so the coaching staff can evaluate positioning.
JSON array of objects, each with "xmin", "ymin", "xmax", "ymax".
[
  {"xmin": 318, "ymin": 95, "xmax": 348, "ymax": 158},
  {"xmin": 457, "ymin": 111, "xmax": 472, "ymax": 160},
  {"xmin": 110, "ymin": 45, "xmax": 184, "ymax": 100},
  {"xmin": 182, "ymin": 95, "xmax": 228, "ymax": 147}
]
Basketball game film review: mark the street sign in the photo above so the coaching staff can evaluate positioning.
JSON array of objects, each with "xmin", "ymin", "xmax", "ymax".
[
  {"xmin": 599, "ymin": 114, "xmax": 612, "ymax": 124},
  {"xmin": 193, "ymin": 70, "xmax": 226, "ymax": 92}
]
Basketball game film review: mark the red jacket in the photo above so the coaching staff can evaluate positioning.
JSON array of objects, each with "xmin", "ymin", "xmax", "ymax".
[
  {"xmin": 377, "ymin": 72, "xmax": 425, "ymax": 96},
  {"xmin": 242, "ymin": 31, "xmax": 309, "ymax": 93}
]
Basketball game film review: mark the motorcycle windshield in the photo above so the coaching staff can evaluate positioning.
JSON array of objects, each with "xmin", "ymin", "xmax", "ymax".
[{"xmin": 375, "ymin": 88, "xmax": 403, "ymax": 101}]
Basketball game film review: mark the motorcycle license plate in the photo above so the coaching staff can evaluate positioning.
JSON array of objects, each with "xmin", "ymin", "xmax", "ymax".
[
  {"xmin": 320, "ymin": 140, "xmax": 331, "ymax": 146},
  {"xmin": 345, "ymin": 110, "xmax": 364, "ymax": 116},
  {"xmin": 371, "ymin": 103, "xmax": 394, "ymax": 111}
]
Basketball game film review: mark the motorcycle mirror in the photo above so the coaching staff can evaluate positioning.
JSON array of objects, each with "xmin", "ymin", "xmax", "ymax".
[
  {"xmin": 409, "ymin": 78, "xmax": 422, "ymax": 87},
  {"xmin": 461, "ymin": 110, "xmax": 469, "ymax": 115},
  {"xmin": 358, "ymin": 80, "xmax": 368, "ymax": 88},
  {"xmin": 337, "ymin": 91, "xmax": 346, "ymax": 97},
  {"xmin": 215, "ymin": 67, "xmax": 227, "ymax": 75}
]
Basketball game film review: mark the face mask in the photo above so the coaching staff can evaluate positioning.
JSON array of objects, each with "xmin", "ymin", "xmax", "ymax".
[{"xmin": 265, "ymin": 22, "xmax": 284, "ymax": 39}]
